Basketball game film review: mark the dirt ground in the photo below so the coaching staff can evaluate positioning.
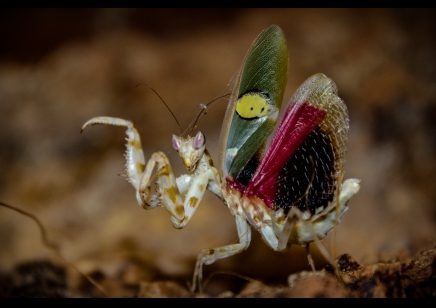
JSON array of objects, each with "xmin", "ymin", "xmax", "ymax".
[{"xmin": 0, "ymin": 9, "xmax": 435, "ymax": 297}]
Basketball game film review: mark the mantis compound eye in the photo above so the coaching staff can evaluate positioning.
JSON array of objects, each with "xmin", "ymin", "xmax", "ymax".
[
  {"xmin": 172, "ymin": 134, "xmax": 181, "ymax": 151},
  {"xmin": 193, "ymin": 131, "xmax": 205, "ymax": 150}
]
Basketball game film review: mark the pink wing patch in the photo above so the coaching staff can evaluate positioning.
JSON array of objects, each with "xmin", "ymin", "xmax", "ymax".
[
  {"xmin": 241, "ymin": 73, "xmax": 349, "ymax": 213},
  {"xmin": 245, "ymin": 101, "xmax": 326, "ymax": 207}
]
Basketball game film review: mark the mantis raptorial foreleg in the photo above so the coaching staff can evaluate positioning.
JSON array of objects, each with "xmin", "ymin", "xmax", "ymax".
[{"xmin": 82, "ymin": 117, "xmax": 222, "ymax": 229}]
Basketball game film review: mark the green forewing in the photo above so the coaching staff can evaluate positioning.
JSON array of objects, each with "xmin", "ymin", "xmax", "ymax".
[
  {"xmin": 237, "ymin": 26, "xmax": 288, "ymax": 103},
  {"xmin": 219, "ymin": 25, "xmax": 289, "ymax": 178}
]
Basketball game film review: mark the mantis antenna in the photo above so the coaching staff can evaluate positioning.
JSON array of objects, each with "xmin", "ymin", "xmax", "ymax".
[
  {"xmin": 136, "ymin": 83, "xmax": 183, "ymax": 135},
  {"xmin": 186, "ymin": 93, "xmax": 232, "ymax": 136}
]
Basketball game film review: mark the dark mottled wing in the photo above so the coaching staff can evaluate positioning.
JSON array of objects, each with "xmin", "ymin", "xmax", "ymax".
[{"xmin": 245, "ymin": 73, "xmax": 349, "ymax": 215}]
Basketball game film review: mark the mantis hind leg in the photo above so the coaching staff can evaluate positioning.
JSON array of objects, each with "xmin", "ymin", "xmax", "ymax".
[{"xmin": 190, "ymin": 214, "xmax": 251, "ymax": 294}]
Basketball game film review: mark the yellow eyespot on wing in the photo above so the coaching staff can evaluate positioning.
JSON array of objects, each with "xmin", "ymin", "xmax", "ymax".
[{"xmin": 236, "ymin": 93, "xmax": 270, "ymax": 119}]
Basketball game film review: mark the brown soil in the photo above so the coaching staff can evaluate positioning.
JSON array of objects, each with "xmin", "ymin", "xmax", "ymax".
[{"xmin": 1, "ymin": 247, "xmax": 434, "ymax": 297}]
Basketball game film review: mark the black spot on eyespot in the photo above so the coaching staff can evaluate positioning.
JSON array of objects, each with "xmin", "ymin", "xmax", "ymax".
[
  {"xmin": 250, "ymin": 107, "xmax": 253, "ymax": 110},
  {"xmin": 261, "ymin": 107, "xmax": 265, "ymax": 112}
]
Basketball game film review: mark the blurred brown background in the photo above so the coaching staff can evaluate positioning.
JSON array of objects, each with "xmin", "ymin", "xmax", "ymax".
[{"xmin": 0, "ymin": 8, "xmax": 435, "ymax": 296}]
